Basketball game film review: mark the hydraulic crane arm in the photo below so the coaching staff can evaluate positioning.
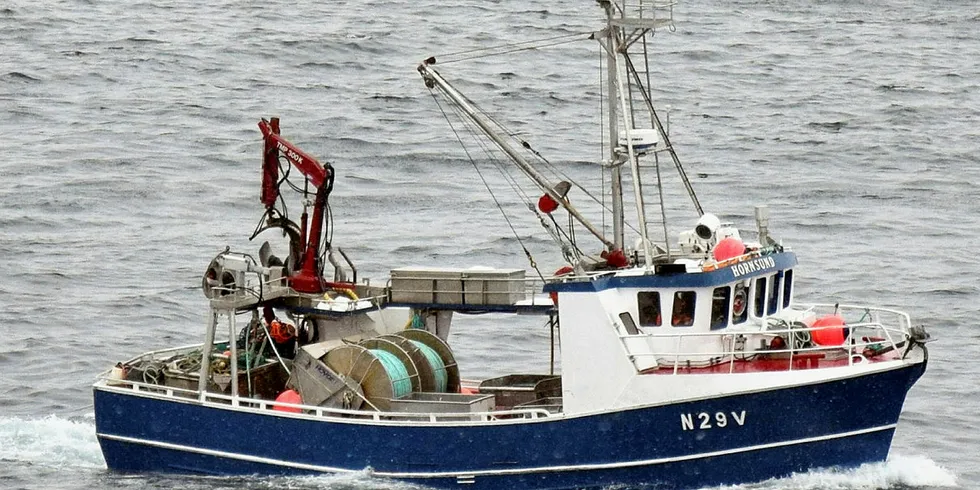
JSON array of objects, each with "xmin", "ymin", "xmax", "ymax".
[
  {"xmin": 259, "ymin": 118, "xmax": 332, "ymax": 205},
  {"xmin": 257, "ymin": 118, "xmax": 338, "ymax": 294}
]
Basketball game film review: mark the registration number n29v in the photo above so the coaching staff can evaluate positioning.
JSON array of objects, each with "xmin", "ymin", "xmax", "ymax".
[{"xmin": 680, "ymin": 411, "xmax": 746, "ymax": 431}]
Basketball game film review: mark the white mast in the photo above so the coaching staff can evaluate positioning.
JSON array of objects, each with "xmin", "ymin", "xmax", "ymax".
[
  {"xmin": 601, "ymin": 2, "xmax": 625, "ymax": 252},
  {"xmin": 598, "ymin": 0, "xmax": 676, "ymax": 267}
]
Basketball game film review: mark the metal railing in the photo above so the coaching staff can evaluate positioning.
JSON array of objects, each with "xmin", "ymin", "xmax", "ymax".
[
  {"xmin": 94, "ymin": 374, "xmax": 556, "ymax": 423},
  {"xmin": 610, "ymin": 0, "xmax": 677, "ymax": 30},
  {"xmin": 618, "ymin": 304, "xmax": 914, "ymax": 374}
]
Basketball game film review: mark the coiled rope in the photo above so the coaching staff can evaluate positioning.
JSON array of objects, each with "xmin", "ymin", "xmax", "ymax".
[
  {"xmin": 410, "ymin": 341, "xmax": 447, "ymax": 393},
  {"xmin": 369, "ymin": 349, "xmax": 413, "ymax": 398}
]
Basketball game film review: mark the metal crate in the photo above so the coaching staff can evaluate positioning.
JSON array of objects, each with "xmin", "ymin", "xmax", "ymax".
[{"xmin": 390, "ymin": 267, "xmax": 525, "ymax": 306}]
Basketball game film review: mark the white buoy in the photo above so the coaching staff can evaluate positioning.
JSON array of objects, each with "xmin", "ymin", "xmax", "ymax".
[{"xmin": 108, "ymin": 364, "xmax": 126, "ymax": 386}]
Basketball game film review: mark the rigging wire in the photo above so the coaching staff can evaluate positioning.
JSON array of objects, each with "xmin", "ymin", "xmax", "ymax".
[
  {"xmin": 429, "ymin": 61, "xmax": 649, "ymax": 253},
  {"xmin": 427, "ymin": 90, "xmax": 546, "ymax": 281},
  {"xmin": 433, "ymin": 71, "xmax": 602, "ymax": 210},
  {"xmin": 440, "ymin": 65, "xmax": 637, "ymax": 239},
  {"xmin": 435, "ymin": 85, "xmax": 588, "ymax": 265},
  {"xmin": 623, "ymin": 54, "xmax": 702, "ymax": 215},
  {"xmin": 439, "ymin": 95, "xmax": 569, "ymax": 254},
  {"xmin": 599, "ymin": 40, "xmax": 607, "ymax": 236},
  {"xmin": 654, "ymin": 152, "xmax": 670, "ymax": 258},
  {"xmin": 437, "ymin": 70, "xmax": 615, "ymax": 223},
  {"xmin": 434, "ymin": 32, "xmax": 592, "ymax": 65},
  {"xmin": 521, "ymin": 136, "xmax": 646, "ymax": 240},
  {"xmin": 444, "ymin": 94, "xmax": 537, "ymax": 205},
  {"xmin": 417, "ymin": 16, "xmax": 704, "ymax": 269},
  {"xmin": 432, "ymin": 78, "xmax": 579, "ymax": 239}
]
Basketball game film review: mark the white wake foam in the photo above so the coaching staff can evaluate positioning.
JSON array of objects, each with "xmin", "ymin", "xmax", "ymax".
[
  {"xmin": 0, "ymin": 414, "xmax": 105, "ymax": 469},
  {"xmin": 706, "ymin": 453, "xmax": 958, "ymax": 490}
]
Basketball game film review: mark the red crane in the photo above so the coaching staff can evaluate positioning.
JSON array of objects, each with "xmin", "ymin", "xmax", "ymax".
[{"xmin": 257, "ymin": 117, "xmax": 343, "ymax": 294}]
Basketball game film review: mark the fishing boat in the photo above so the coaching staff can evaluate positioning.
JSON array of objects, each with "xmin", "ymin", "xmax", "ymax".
[{"xmin": 93, "ymin": 1, "xmax": 930, "ymax": 488}]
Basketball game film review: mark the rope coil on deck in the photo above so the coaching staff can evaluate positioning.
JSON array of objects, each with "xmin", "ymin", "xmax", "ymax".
[
  {"xmin": 410, "ymin": 341, "xmax": 448, "ymax": 393},
  {"xmin": 368, "ymin": 349, "xmax": 413, "ymax": 398}
]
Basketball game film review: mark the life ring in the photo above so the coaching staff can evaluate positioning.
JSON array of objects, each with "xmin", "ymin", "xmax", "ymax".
[{"xmin": 732, "ymin": 286, "xmax": 747, "ymax": 317}]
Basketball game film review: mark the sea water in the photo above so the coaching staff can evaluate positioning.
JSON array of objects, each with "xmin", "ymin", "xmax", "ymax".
[{"xmin": 0, "ymin": 0, "xmax": 976, "ymax": 488}]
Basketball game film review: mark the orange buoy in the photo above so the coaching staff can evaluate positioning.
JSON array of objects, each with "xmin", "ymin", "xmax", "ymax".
[
  {"xmin": 270, "ymin": 320, "xmax": 295, "ymax": 343},
  {"xmin": 811, "ymin": 314, "xmax": 846, "ymax": 346},
  {"xmin": 713, "ymin": 237, "xmax": 745, "ymax": 262},
  {"xmin": 273, "ymin": 389, "xmax": 303, "ymax": 413}
]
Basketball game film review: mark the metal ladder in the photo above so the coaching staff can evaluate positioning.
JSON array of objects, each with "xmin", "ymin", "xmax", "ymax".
[{"xmin": 614, "ymin": 0, "xmax": 701, "ymax": 254}]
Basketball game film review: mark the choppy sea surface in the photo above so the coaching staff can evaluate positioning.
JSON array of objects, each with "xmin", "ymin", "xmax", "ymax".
[{"xmin": 1, "ymin": 0, "xmax": 977, "ymax": 489}]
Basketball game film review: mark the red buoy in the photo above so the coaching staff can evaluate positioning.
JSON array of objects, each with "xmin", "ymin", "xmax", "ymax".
[
  {"xmin": 554, "ymin": 265, "xmax": 575, "ymax": 276},
  {"xmin": 602, "ymin": 248, "xmax": 629, "ymax": 268},
  {"xmin": 811, "ymin": 314, "xmax": 846, "ymax": 346},
  {"xmin": 713, "ymin": 237, "xmax": 745, "ymax": 262},
  {"xmin": 274, "ymin": 389, "xmax": 303, "ymax": 413},
  {"xmin": 537, "ymin": 194, "xmax": 560, "ymax": 214}
]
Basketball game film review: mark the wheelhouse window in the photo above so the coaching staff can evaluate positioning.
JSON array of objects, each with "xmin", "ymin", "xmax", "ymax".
[
  {"xmin": 782, "ymin": 269, "xmax": 794, "ymax": 308},
  {"xmin": 637, "ymin": 292, "xmax": 662, "ymax": 327},
  {"xmin": 753, "ymin": 276, "xmax": 768, "ymax": 317},
  {"xmin": 767, "ymin": 273, "xmax": 782, "ymax": 315},
  {"xmin": 671, "ymin": 291, "xmax": 696, "ymax": 327},
  {"xmin": 733, "ymin": 283, "xmax": 748, "ymax": 324},
  {"xmin": 711, "ymin": 286, "xmax": 731, "ymax": 330},
  {"xmin": 618, "ymin": 312, "xmax": 639, "ymax": 335}
]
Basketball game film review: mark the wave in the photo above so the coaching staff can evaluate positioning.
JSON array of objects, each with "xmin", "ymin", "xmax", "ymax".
[
  {"xmin": 807, "ymin": 121, "xmax": 847, "ymax": 132},
  {"xmin": 198, "ymin": 471, "xmax": 424, "ymax": 490},
  {"xmin": 122, "ymin": 36, "xmax": 165, "ymax": 44},
  {"xmin": 0, "ymin": 415, "xmax": 105, "ymax": 470},
  {"xmin": 0, "ymin": 415, "xmax": 423, "ymax": 488},
  {"xmin": 2, "ymin": 71, "xmax": 40, "ymax": 82},
  {"xmin": 703, "ymin": 453, "xmax": 957, "ymax": 489}
]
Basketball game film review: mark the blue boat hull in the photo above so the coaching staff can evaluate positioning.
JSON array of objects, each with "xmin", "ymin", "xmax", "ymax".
[{"xmin": 94, "ymin": 361, "xmax": 925, "ymax": 490}]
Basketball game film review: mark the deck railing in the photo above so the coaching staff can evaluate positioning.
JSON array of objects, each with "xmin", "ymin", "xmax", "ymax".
[
  {"xmin": 95, "ymin": 374, "xmax": 555, "ymax": 423},
  {"xmin": 610, "ymin": 0, "xmax": 677, "ymax": 30},
  {"xmin": 618, "ymin": 304, "xmax": 914, "ymax": 374}
]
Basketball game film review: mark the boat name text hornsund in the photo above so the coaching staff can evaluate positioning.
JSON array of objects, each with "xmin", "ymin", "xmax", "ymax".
[
  {"xmin": 681, "ymin": 411, "xmax": 747, "ymax": 431},
  {"xmin": 730, "ymin": 257, "xmax": 776, "ymax": 277}
]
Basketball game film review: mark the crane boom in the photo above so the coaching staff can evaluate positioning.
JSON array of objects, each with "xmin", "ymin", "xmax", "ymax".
[{"xmin": 257, "ymin": 118, "xmax": 338, "ymax": 294}]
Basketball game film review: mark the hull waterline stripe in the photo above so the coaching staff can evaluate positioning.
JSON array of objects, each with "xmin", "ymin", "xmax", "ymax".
[
  {"xmin": 98, "ymin": 433, "xmax": 355, "ymax": 474},
  {"xmin": 97, "ymin": 423, "xmax": 896, "ymax": 479}
]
